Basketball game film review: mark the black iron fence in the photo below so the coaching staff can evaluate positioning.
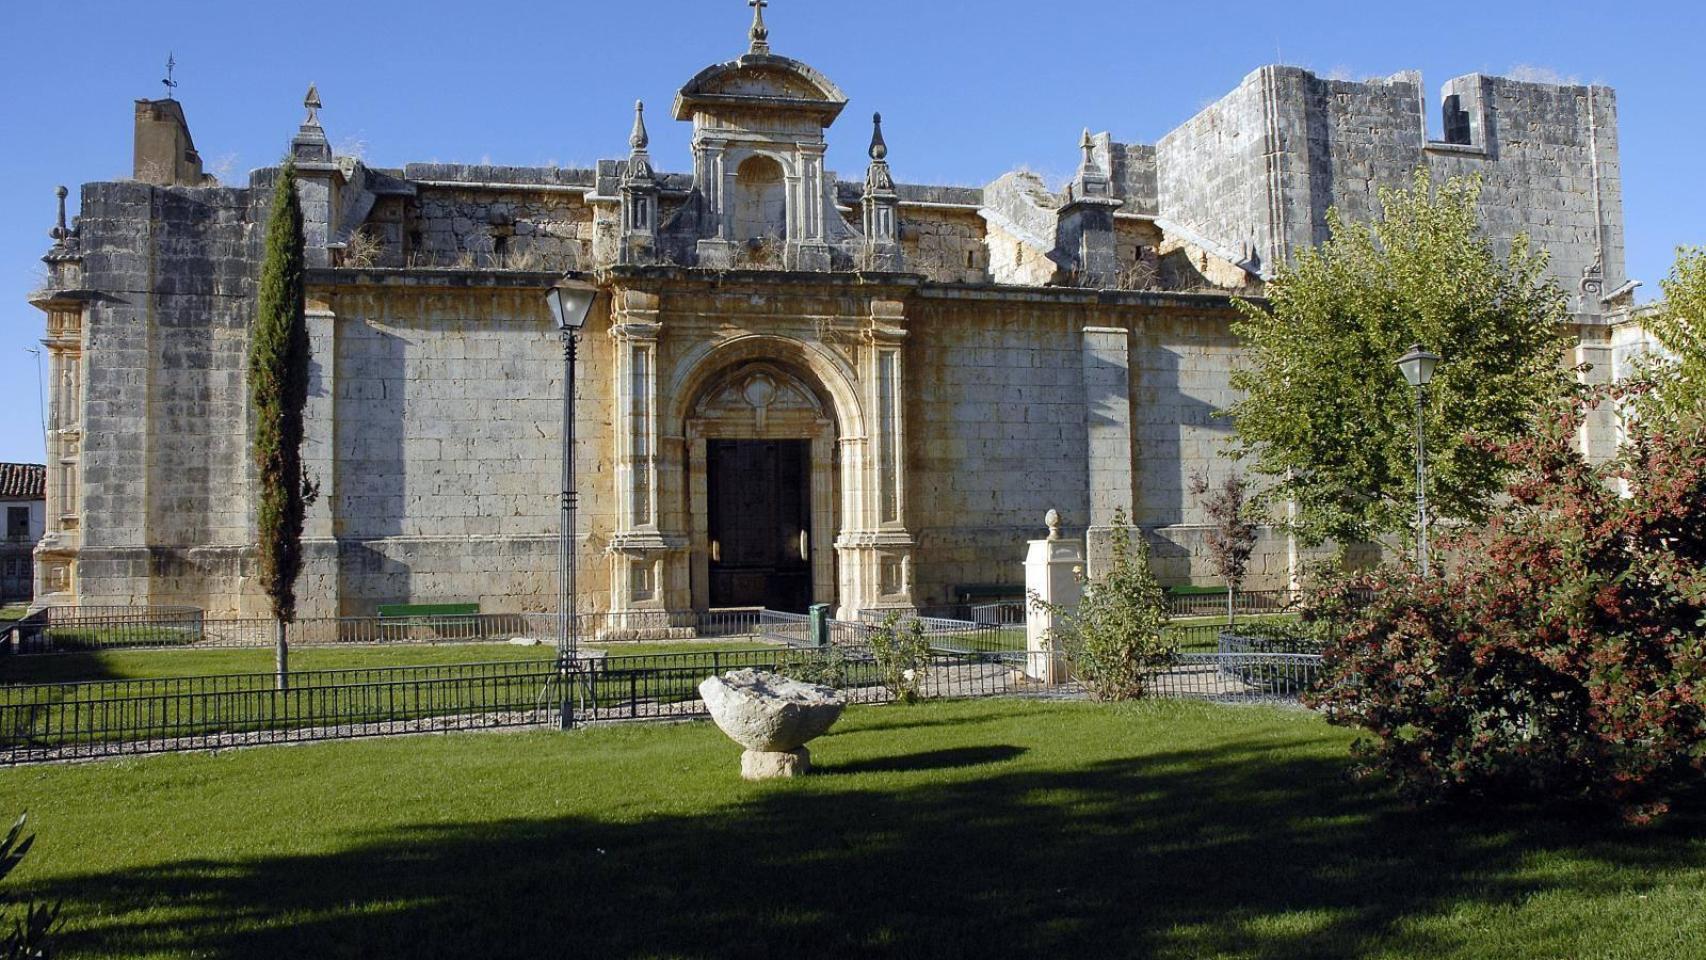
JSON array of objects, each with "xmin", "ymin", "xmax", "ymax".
[
  {"xmin": 7, "ymin": 609, "xmax": 773, "ymax": 655},
  {"xmin": 8, "ymin": 597, "xmax": 1325, "ymax": 657},
  {"xmin": 0, "ymin": 659, "xmax": 565, "ymax": 763},
  {"xmin": 1165, "ymin": 590, "xmax": 1299, "ymax": 619},
  {"xmin": 0, "ymin": 638, "xmax": 1326, "ymax": 764}
]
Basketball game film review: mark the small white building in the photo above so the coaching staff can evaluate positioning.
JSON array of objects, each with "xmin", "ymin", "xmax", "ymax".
[{"xmin": 0, "ymin": 464, "xmax": 46, "ymax": 603}]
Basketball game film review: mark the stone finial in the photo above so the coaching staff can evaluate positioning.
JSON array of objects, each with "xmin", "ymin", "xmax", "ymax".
[
  {"xmin": 1045, "ymin": 509, "xmax": 1062, "ymax": 541},
  {"xmin": 50, "ymin": 186, "xmax": 68, "ymax": 242},
  {"xmin": 303, "ymin": 84, "xmax": 322, "ymax": 126},
  {"xmin": 748, "ymin": 0, "xmax": 770, "ymax": 54},
  {"xmin": 1071, "ymin": 128, "xmax": 1112, "ymax": 202},
  {"xmin": 630, "ymin": 100, "xmax": 649, "ymax": 151},
  {"xmin": 869, "ymin": 112, "xmax": 888, "ymax": 161}
]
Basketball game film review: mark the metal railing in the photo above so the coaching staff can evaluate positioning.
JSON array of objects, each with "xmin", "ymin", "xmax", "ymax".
[
  {"xmin": 1164, "ymin": 590, "xmax": 1299, "ymax": 619},
  {"xmin": 1147, "ymin": 652, "xmax": 1322, "ymax": 701},
  {"xmin": 0, "ymin": 659, "xmax": 567, "ymax": 763},
  {"xmin": 0, "ymin": 640, "xmax": 1326, "ymax": 764},
  {"xmin": 756, "ymin": 610, "xmax": 813, "ymax": 647},
  {"xmin": 14, "ymin": 595, "xmax": 1342, "ymax": 656},
  {"xmin": 13, "ymin": 607, "xmax": 779, "ymax": 655}
]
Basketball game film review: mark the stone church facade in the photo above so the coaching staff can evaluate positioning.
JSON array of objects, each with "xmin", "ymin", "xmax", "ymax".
[{"xmin": 29, "ymin": 8, "xmax": 1634, "ymax": 626}]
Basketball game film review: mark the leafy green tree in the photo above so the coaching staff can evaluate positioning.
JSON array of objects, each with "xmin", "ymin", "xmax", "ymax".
[
  {"xmin": 1628, "ymin": 246, "xmax": 1706, "ymax": 426},
  {"xmin": 1035, "ymin": 508, "xmax": 1173, "ymax": 701},
  {"xmin": 250, "ymin": 162, "xmax": 311, "ymax": 688},
  {"xmin": 1227, "ymin": 170, "xmax": 1574, "ymax": 550}
]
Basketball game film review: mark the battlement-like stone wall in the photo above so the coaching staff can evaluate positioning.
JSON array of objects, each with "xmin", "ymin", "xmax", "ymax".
[{"xmin": 1155, "ymin": 65, "xmax": 1624, "ymax": 316}]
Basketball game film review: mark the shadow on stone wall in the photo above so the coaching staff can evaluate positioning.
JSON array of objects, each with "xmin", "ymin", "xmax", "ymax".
[{"xmin": 335, "ymin": 327, "xmax": 409, "ymax": 613}]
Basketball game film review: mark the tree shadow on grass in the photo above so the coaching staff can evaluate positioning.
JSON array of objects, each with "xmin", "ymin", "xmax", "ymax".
[
  {"xmin": 26, "ymin": 740, "xmax": 1706, "ymax": 960},
  {"xmin": 823, "ymin": 744, "xmax": 1026, "ymax": 775},
  {"xmin": 0, "ymin": 652, "xmax": 132, "ymax": 686}
]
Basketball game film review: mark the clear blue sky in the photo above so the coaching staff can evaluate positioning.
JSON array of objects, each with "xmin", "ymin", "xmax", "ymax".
[{"xmin": 1, "ymin": 0, "xmax": 1700, "ymax": 465}]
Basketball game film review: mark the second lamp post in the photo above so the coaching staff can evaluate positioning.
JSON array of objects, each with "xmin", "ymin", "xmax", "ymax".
[{"xmin": 1396, "ymin": 344, "xmax": 1441, "ymax": 575}]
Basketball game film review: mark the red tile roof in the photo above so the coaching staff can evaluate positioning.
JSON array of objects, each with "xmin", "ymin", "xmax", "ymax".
[{"xmin": 0, "ymin": 464, "xmax": 45, "ymax": 500}]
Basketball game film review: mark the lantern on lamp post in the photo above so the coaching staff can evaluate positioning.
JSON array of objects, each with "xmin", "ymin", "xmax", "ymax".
[
  {"xmin": 1395, "ymin": 344, "xmax": 1441, "ymax": 576},
  {"xmin": 545, "ymin": 282, "xmax": 597, "ymax": 705}
]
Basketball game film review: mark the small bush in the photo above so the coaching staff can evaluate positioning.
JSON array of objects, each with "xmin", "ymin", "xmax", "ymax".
[
  {"xmin": 1036, "ymin": 508, "xmax": 1174, "ymax": 701},
  {"xmin": 867, "ymin": 615, "xmax": 931, "ymax": 704},
  {"xmin": 1310, "ymin": 397, "xmax": 1706, "ymax": 822},
  {"xmin": 777, "ymin": 644, "xmax": 854, "ymax": 690}
]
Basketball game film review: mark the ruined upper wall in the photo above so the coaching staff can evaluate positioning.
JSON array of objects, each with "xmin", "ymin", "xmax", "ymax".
[
  {"xmin": 1428, "ymin": 76, "xmax": 1625, "ymax": 314},
  {"xmin": 1154, "ymin": 65, "xmax": 1626, "ymax": 318}
]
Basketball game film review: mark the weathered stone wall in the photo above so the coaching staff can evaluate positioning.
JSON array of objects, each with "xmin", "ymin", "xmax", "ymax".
[
  {"xmin": 310, "ymin": 282, "xmax": 615, "ymax": 616},
  {"xmin": 1156, "ymin": 71, "xmax": 1277, "ymax": 274},
  {"xmin": 899, "ymin": 207, "xmax": 988, "ymax": 284},
  {"xmin": 387, "ymin": 165, "xmax": 598, "ymax": 271},
  {"xmin": 906, "ymin": 294, "xmax": 1088, "ymax": 604},
  {"xmin": 1113, "ymin": 218, "xmax": 1165, "ymax": 290},
  {"xmin": 1157, "ymin": 66, "xmax": 1624, "ymax": 315},
  {"xmin": 1427, "ymin": 77, "xmax": 1626, "ymax": 314},
  {"xmin": 1125, "ymin": 304, "xmax": 1286, "ymax": 585},
  {"xmin": 73, "ymin": 179, "xmax": 261, "ymax": 611},
  {"xmin": 1094, "ymin": 135, "xmax": 1158, "ymax": 216},
  {"xmin": 904, "ymin": 290, "xmax": 1291, "ymax": 606}
]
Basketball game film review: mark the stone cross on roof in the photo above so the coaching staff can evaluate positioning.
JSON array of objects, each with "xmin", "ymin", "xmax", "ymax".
[
  {"xmin": 748, "ymin": 0, "xmax": 770, "ymax": 54},
  {"xmin": 303, "ymin": 84, "xmax": 322, "ymax": 126}
]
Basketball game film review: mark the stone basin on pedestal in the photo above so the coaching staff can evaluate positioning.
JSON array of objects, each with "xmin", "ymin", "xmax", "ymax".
[{"xmin": 698, "ymin": 670, "xmax": 846, "ymax": 779}]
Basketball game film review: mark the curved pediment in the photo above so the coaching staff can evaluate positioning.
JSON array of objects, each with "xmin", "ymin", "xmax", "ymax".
[{"xmin": 673, "ymin": 54, "xmax": 849, "ymax": 125}]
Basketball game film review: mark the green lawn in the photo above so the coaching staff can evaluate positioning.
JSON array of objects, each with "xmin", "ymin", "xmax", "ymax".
[
  {"xmin": 3, "ymin": 698, "xmax": 1702, "ymax": 959},
  {"xmin": 0, "ymin": 605, "xmax": 25, "ymax": 623},
  {"xmin": 0, "ymin": 640, "xmax": 775, "ymax": 686}
]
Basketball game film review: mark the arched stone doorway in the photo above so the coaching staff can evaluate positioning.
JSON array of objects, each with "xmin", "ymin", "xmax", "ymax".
[{"xmin": 685, "ymin": 360, "xmax": 836, "ymax": 613}]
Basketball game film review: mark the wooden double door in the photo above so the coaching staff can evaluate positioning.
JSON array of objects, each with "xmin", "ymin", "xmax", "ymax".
[{"xmin": 706, "ymin": 439, "xmax": 813, "ymax": 612}]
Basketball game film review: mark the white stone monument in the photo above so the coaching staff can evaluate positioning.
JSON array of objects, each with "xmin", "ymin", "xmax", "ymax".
[{"xmin": 1024, "ymin": 509, "xmax": 1083, "ymax": 684}]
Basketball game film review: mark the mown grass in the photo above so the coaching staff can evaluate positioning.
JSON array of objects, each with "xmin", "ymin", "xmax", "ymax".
[
  {"xmin": 2, "ymin": 698, "xmax": 1702, "ymax": 959},
  {"xmin": 0, "ymin": 641, "xmax": 775, "ymax": 686}
]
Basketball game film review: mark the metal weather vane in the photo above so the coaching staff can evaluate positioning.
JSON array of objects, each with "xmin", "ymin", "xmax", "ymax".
[{"xmin": 162, "ymin": 53, "xmax": 178, "ymax": 100}]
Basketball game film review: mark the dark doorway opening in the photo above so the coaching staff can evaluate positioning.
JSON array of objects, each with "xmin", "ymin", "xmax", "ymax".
[{"xmin": 707, "ymin": 439, "xmax": 812, "ymax": 612}]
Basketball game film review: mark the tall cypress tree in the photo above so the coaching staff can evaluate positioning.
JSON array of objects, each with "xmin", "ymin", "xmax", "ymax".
[{"xmin": 250, "ymin": 161, "xmax": 310, "ymax": 687}]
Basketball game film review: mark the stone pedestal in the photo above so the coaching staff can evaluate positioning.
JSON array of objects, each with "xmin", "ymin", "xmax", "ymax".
[
  {"xmin": 1024, "ymin": 527, "xmax": 1083, "ymax": 685},
  {"xmin": 742, "ymin": 747, "xmax": 811, "ymax": 780},
  {"xmin": 699, "ymin": 670, "xmax": 844, "ymax": 780}
]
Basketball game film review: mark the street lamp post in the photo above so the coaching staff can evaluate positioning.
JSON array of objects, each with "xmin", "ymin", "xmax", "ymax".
[
  {"xmin": 1395, "ymin": 344, "xmax": 1441, "ymax": 576},
  {"xmin": 546, "ymin": 282, "xmax": 597, "ymax": 726}
]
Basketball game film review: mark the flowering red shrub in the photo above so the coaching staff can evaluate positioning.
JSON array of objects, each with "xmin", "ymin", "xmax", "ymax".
[{"xmin": 1308, "ymin": 399, "xmax": 1706, "ymax": 822}]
